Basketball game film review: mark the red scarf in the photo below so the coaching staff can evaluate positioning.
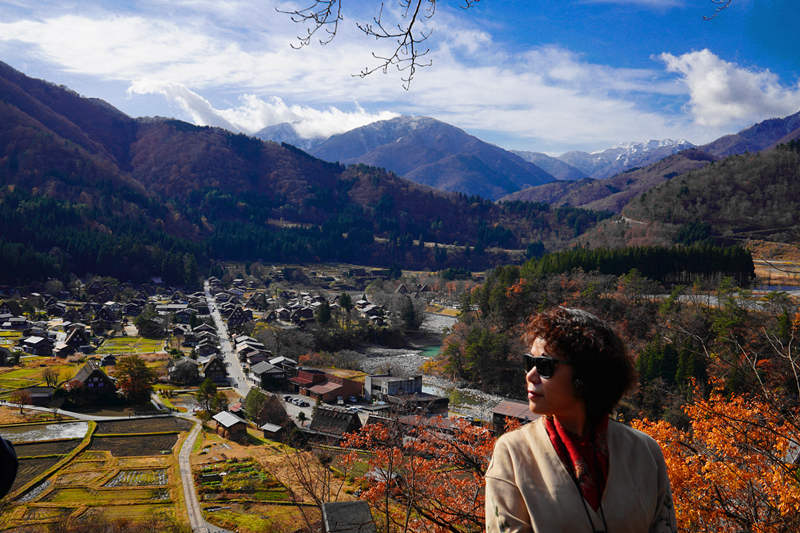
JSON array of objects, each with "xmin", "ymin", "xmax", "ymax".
[{"xmin": 544, "ymin": 416, "xmax": 609, "ymax": 511}]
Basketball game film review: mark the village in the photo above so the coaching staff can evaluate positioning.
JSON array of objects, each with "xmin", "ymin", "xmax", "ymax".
[{"xmin": 0, "ymin": 265, "xmax": 536, "ymax": 532}]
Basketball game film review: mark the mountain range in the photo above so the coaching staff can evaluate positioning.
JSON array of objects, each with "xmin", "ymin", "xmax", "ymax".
[
  {"xmin": 0, "ymin": 60, "xmax": 608, "ymax": 283},
  {"xmin": 259, "ymin": 120, "xmax": 697, "ymax": 195},
  {"xmin": 513, "ymin": 139, "xmax": 695, "ymax": 181},
  {"xmin": 502, "ymin": 110, "xmax": 800, "ymax": 212}
]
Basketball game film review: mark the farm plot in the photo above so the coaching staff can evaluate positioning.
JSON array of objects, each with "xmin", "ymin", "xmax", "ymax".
[
  {"xmin": 11, "ymin": 458, "xmax": 61, "ymax": 494},
  {"xmin": 74, "ymin": 503, "xmax": 177, "ymax": 526},
  {"xmin": 196, "ymin": 459, "xmax": 290, "ymax": 503},
  {"xmin": 95, "ymin": 417, "xmax": 191, "ymax": 434},
  {"xmin": 202, "ymin": 504, "xmax": 316, "ymax": 533},
  {"xmin": 13, "ymin": 439, "xmax": 81, "ymax": 457},
  {"xmin": 23, "ymin": 506, "xmax": 72, "ymax": 521},
  {"xmin": 89, "ymin": 434, "xmax": 180, "ymax": 456},
  {"xmin": 104, "ymin": 469, "xmax": 168, "ymax": 487},
  {"xmin": 0, "ymin": 367, "xmax": 43, "ymax": 396},
  {"xmin": 42, "ymin": 487, "xmax": 171, "ymax": 503},
  {"xmin": 0, "ymin": 422, "xmax": 191, "ymax": 532},
  {"xmin": 95, "ymin": 337, "xmax": 163, "ymax": 355}
]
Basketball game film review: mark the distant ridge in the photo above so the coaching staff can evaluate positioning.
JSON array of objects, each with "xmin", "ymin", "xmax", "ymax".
[
  {"xmin": 511, "ymin": 151, "xmax": 588, "ymax": 181},
  {"xmin": 502, "ymin": 110, "xmax": 800, "ymax": 213},
  {"xmin": 303, "ymin": 115, "xmax": 556, "ymax": 200}
]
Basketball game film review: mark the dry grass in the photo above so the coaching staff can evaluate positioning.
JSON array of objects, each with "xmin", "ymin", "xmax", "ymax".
[{"xmin": 0, "ymin": 406, "xmax": 71, "ymax": 425}]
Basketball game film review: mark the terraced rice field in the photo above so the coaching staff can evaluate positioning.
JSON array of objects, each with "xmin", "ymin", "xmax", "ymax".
[
  {"xmin": 74, "ymin": 503, "xmax": 176, "ymax": 524},
  {"xmin": 22, "ymin": 506, "xmax": 72, "ymax": 521},
  {"xmin": 0, "ymin": 367, "xmax": 43, "ymax": 397},
  {"xmin": 95, "ymin": 417, "xmax": 192, "ymax": 434},
  {"xmin": 42, "ymin": 487, "xmax": 171, "ymax": 503},
  {"xmin": 104, "ymin": 469, "xmax": 168, "ymax": 487},
  {"xmin": 0, "ymin": 419, "xmax": 190, "ymax": 532},
  {"xmin": 12, "ymin": 458, "xmax": 61, "ymax": 494},
  {"xmin": 89, "ymin": 434, "xmax": 180, "ymax": 456},
  {"xmin": 13, "ymin": 439, "xmax": 81, "ymax": 457}
]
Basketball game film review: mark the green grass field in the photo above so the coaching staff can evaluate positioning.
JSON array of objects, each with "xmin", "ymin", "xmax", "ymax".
[{"xmin": 95, "ymin": 337, "xmax": 164, "ymax": 355}]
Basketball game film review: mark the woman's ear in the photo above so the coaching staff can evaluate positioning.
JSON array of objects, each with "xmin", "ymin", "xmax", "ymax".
[{"xmin": 572, "ymin": 377, "xmax": 585, "ymax": 397}]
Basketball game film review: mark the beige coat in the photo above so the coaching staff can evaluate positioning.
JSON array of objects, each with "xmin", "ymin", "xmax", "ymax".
[{"xmin": 485, "ymin": 417, "xmax": 677, "ymax": 533}]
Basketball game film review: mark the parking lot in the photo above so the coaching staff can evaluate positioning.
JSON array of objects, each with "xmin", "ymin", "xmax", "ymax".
[{"xmin": 279, "ymin": 394, "xmax": 363, "ymax": 424}]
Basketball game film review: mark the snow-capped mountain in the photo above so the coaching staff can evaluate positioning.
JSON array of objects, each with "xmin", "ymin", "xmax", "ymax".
[{"xmin": 558, "ymin": 139, "xmax": 695, "ymax": 180}]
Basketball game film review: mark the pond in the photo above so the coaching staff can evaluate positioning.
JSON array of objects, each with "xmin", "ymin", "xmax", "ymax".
[
  {"xmin": 0, "ymin": 422, "xmax": 89, "ymax": 443},
  {"xmin": 420, "ymin": 345, "xmax": 441, "ymax": 358}
]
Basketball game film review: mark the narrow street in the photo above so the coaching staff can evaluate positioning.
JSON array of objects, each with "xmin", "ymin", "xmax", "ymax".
[{"xmin": 204, "ymin": 280, "xmax": 250, "ymax": 398}]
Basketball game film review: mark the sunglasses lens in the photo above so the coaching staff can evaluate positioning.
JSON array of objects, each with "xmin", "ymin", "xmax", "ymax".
[{"xmin": 524, "ymin": 356, "xmax": 555, "ymax": 378}]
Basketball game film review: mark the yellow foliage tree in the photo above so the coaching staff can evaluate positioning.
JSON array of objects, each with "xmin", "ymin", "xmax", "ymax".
[{"xmin": 634, "ymin": 382, "xmax": 800, "ymax": 532}]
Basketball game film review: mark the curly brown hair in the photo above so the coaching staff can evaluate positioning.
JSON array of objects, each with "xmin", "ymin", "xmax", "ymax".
[{"xmin": 525, "ymin": 307, "xmax": 635, "ymax": 423}]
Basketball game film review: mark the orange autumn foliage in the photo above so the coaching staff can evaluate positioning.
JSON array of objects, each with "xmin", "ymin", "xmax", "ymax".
[
  {"xmin": 343, "ymin": 416, "xmax": 499, "ymax": 533},
  {"xmin": 633, "ymin": 383, "xmax": 800, "ymax": 533}
]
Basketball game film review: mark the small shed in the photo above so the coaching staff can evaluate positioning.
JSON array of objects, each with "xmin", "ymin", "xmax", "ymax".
[
  {"xmin": 212, "ymin": 411, "xmax": 248, "ymax": 442},
  {"xmin": 259, "ymin": 422, "xmax": 287, "ymax": 442}
]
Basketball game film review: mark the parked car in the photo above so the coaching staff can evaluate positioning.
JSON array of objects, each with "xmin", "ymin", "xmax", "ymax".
[
  {"xmin": 299, "ymin": 401, "xmax": 310, "ymax": 407},
  {"xmin": 284, "ymin": 395, "xmax": 291, "ymax": 401}
]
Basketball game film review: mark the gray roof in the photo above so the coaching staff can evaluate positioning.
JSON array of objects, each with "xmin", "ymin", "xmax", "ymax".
[
  {"xmin": 322, "ymin": 501, "xmax": 376, "ymax": 533},
  {"xmin": 212, "ymin": 411, "xmax": 247, "ymax": 428},
  {"xmin": 269, "ymin": 356, "xmax": 297, "ymax": 366},
  {"xmin": 259, "ymin": 422, "xmax": 282, "ymax": 433},
  {"xmin": 250, "ymin": 361, "xmax": 282, "ymax": 376}
]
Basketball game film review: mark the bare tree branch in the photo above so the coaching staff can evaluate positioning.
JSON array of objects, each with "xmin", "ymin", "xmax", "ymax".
[
  {"xmin": 703, "ymin": 0, "xmax": 733, "ymax": 20},
  {"xmin": 278, "ymin": 0, "xmax": 343, "ymax": 48},
  {"xmin": 279, "ymin": 1, "xmax": 480, "ymax": 89}
]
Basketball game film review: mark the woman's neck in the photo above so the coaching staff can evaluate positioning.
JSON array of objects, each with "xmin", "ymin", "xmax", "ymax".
[{"xmin": 555, "ymin": 410, "xmax": 588, "ymax": 437}]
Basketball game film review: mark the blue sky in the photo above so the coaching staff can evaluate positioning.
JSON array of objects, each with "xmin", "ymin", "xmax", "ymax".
[{"xmin": 0, "ymin": 0, "xmax": 798, "ymax": 153}]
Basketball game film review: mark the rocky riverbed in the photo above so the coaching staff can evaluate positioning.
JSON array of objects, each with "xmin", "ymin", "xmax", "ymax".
[{"xmin": 356, "ymin": 312, "xmax": 508, "ymax": 421}]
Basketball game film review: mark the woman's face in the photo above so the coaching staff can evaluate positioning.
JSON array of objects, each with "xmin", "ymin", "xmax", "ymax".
[{"xmin": 526, "ymin": 337, "xmax": 586, "ymax": 425}]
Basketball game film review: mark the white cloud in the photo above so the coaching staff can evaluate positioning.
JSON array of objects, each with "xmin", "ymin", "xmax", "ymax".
[
  {"xmin": 127, "ymin": 80, "xmax": 399, "ymax": 137},
  {"xmin": 661, "ymin": 49, "xmax": 800, "ymax": 127},
  {"xmin": 4, "ymin": 5, "xmax": 795, "ymax": 152}
]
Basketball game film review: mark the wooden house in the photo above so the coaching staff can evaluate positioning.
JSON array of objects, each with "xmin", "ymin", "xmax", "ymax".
[
  {"xmin": 202, "ymin": 355, "xmax": 228, "ymax": 385},
  {"xmin": 70, "ymin": 360, "xmax": 116, "ymax": 398},
  {"xmin": 307, "ymin": 406, "xmax": 362, "ymax": 444},
  {"xmin": 212, "ymin": 411, "xmax": 247, "ymax": 442}
]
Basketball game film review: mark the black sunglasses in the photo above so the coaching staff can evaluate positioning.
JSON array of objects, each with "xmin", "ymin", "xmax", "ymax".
[{"xmin": 523, "ymin": 354, "xmax": 571, "ymax": 378}]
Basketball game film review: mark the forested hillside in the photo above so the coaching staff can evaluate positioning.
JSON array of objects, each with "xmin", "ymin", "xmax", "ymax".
[
  {"xmin": 0, "ymin": 61, "xmax": 611, "ymax": 283},
  {"xmin": 624, "ymin": 143, "xmax": 800, "ymax": 243}
]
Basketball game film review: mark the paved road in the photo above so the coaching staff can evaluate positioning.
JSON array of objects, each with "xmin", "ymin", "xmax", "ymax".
[
  {"xmin": 204, "ymin": 280, "xmax": 250, "ymax": 398},
  {"xmin": 178, "ymin": 418, "xmax": 230, "ymax": 533}
]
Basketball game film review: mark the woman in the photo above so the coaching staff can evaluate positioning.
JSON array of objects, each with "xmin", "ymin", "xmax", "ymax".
[{"xmin": 485, "ymin": 307, "xmax": 676, "ymax": 533}]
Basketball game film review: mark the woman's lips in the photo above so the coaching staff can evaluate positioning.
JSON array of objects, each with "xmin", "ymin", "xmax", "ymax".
[{"xmin": 528, "ymin": 391, "xmax": 542, "ymax": 399}]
